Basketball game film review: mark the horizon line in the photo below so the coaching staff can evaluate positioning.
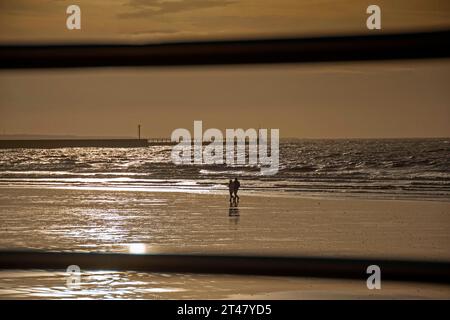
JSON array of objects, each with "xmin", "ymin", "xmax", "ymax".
[{"xmin": 0, "ymin": 134, "xmax": 449, "ymax": 141}]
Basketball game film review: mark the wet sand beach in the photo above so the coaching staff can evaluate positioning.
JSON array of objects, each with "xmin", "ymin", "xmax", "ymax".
[
  {"xmin": 0, "ymin": 187, "xmax": 449, "ymax": 299},
  {"xmin": 1, "ymin": 187, "xmax": 449, "ymax": 259}
]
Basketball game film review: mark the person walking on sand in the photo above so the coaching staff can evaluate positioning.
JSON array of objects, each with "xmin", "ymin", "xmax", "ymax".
[
  {"xmin": 228, "ymin": 179, "xmax": 235, "ymax": 203},
  {"xmin": 233, "ymin": 178, "xmax": 241, "ymax": 202}
]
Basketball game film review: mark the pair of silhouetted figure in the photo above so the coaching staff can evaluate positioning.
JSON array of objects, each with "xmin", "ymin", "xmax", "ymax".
[{"xmin": 228, "ymin": 178, "xmax": 241, "ymax": 204}]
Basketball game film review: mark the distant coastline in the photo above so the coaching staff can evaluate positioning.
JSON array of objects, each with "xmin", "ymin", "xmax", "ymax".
[
  {"xmin": 0, "ymin": 139, "xmax": 174, "ymax": 149},
  {"xmin": 0, "ymin": 136, "xmax": 448, "ymax": 149}
]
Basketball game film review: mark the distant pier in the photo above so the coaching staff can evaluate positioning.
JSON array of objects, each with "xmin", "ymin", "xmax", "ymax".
[
  {"xmin": 0, "ymin": 139, "xmax": 175, "ymax": 149},
  {"xmin": 0, "ymin": 138, "xmax": 261, "ymax": 149}
]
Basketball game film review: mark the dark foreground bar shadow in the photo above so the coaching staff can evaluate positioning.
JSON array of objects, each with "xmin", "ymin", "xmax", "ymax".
[
  {"xmin": 0, "ymin": 250, "xmax": 449, "ymax": 285},
  {"xmin": 1, "ymin": 30, "xmax": 449, "ymax": 69}
]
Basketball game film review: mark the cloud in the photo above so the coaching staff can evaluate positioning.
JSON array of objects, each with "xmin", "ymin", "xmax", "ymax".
[
  {"xmin": 119, "ymin": 0, "xmax": 238, "ymax": 18},
  {"xmin": 126, "ymin": 29, "xmax": 211, "ymax": 41}
]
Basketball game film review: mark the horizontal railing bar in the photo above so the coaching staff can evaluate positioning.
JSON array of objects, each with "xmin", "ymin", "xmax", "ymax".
[
  {"xmin": 0, "ymin": 250, "xmax": 449, "ymax": 284},
  {"xmin": 0, "ymin": 30, "xmax": 449, "ymax": 69}
]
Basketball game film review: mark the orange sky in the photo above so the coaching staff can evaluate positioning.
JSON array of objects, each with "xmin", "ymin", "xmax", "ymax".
[
  {"xmin": 0, "ymin": 1, "xmax": 449, "ymax": 138},
  {"xmin": 1, "ymin": 60, "xmax": 449, "ymax": 139},
  {"xmin": 0, "ymin": 0, "xmax": 449, "ymax": 43}
]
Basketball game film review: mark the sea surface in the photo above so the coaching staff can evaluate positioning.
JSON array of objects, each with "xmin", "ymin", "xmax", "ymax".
[{"xmin": 0, "ymin": 138, "xmax": 449, "ymax": 200}]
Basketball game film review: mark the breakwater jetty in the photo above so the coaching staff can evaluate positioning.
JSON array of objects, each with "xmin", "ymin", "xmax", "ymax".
[{"xmin": 0, "ymin": 139, "xmax": 175, "ymax": 149}]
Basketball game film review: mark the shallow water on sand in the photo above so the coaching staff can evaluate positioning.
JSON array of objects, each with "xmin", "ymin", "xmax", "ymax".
[
  {"xmin": 1, "ymin": 188, "xmax": 449, "ymax": 258},
  {"xmin": 1, "ymin": 270, "xmax": 450, "ymax": 299},
  {"xmin": 1, "ymin": 187, "xmax": 449, "ymax": 299}
]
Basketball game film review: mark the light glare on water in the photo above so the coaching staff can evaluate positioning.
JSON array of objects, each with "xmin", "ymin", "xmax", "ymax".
[{"xmin": 128, "ymin": 243, "xmax": 147, "ymax": 254}]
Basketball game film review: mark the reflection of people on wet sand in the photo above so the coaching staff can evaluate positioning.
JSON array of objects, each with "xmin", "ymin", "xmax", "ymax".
[{"xmin": 229, "ymin": 201, "xmax": 240, "ymax": 217}]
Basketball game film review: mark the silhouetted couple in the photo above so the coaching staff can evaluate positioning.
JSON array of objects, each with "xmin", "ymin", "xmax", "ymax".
[{"xmin": 228, "ymin": 178, "xmax": 241, "ymax": 204}]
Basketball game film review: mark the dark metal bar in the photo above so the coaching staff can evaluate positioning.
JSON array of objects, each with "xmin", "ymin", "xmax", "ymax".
[
  {"xmin": 1, "ymin": 30, "xmax": 449, "ymax": 69},
  {"xmin": 0, "ymin": 250, "xmax": 449, "ymax": 284}
]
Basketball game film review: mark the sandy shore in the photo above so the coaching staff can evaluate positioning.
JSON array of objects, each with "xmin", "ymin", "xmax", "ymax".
[
  {"xmin": 1, "ymin": 187, "xmax": 449, "ymax": 259},
  {"xmin": 1, "ymin": 270, "xmax": 449, "ymax": 299},
  {"xmin": 0, "ymin": 187, "xmax": 449, "ymax": 299}
]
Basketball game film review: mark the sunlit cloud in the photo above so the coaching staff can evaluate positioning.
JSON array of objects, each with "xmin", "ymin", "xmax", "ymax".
[{"xmin": 119, "ymin": 0, "xmax": 238, "ymax": 18}]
